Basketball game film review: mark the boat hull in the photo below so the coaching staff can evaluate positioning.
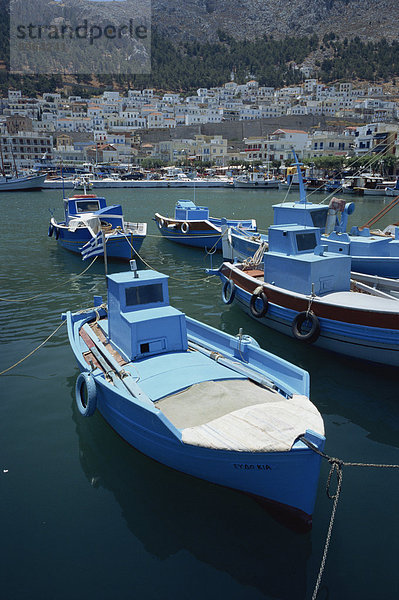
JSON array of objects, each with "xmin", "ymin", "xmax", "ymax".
[
  {"xmin": 0, "ymin": 173, "xmax": 46, "ymax": 191},
  {"xmin": 350, "ymin": 255, "xmax": 399, "ymax": 278},
  {"xmin": 217, "ymin": 266, "xmax": 399, "ymax": 367},
  {"xmin": 66, "ymin": 308, "xmax": 325, "ymax": 520},
  {"xmin": 51, "ymin": 223, "xmax": 145, "ymax": 260},
  {"xmin": 155, "ymin": 217, "xmax": 223, "ymax": 249},
  {"xmin": 155, "ymin": 214, "xmax": 255, "ymax": 250},
  {"xmin": 94, "ymin": 378, "xmax": 322, "ymax": 519}
]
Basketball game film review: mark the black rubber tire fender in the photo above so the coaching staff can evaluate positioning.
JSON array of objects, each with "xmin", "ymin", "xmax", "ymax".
[
  {"xmin": 222, "ymin": 279, "xmax": 236, "ymax": 305},
  {"xmin": 249, "ymin": 286, "xmax": 269, "ymax": 319},
  {"xmin": 292, "ymin": 311, "xmax": 321, "ymax": 344},
  {"xmin": 75, "ymin": 372, "xmax": 97, "ymax": 417}
]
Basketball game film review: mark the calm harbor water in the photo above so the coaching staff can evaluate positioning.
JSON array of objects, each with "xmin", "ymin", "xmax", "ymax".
[{"xmin": 1, "ymin": 186, "xmax": 398, "ymax": 600}]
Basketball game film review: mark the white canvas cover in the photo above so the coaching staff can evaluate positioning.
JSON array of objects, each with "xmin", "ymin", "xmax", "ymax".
[{"xmin": 157, "ymin": 379, "xmax": 324, "ymax": 452}]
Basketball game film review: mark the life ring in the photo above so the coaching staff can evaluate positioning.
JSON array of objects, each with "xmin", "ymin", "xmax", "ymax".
[
  {"xmin": 75, "ymin": 372, "xmax": 97, "ymax": 417},
  {"xmin": 55, "ymin": 227, "xmax": 60, "ymax": 240},
  {"xmin": 222, "ymin": 279, "xmax": 236, "ymax": 304},
  {"xmin": 249, "ymin": 286, "xmax": 268, "ymax": 318},
  {"xmin": 48, "ymin": 224, "xmax": 54, "ymax": 237},
  {"xmin": 181, "ymin": 222, "xmax": 189, "ymax": 234},
  {"xmin": 292, "ymin": 311, "xmax": 320, "ymax": 344}
]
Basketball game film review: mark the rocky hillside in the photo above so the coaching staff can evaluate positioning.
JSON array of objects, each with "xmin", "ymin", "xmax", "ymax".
[{"xmin": 152, "ymin": 0, "xmax": 399, "ymax": 43}]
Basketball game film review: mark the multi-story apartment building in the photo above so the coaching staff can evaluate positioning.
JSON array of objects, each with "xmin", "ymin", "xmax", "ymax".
[
  {"xmin": 304, "ymin": 129, "xmax": 355, "ymax": 158},
  {"xmin": 1, "ymin": 132, "xmax": 53, "ymax": 171},
  {"xmin": 156, "ymin": 135, "xmax": 228, "ymax": 166}
]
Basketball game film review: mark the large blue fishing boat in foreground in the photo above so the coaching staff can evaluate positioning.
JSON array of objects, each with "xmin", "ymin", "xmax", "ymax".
[
  {"xmin": 49, "ymin": 193, "xmax": 147, "ymax": 260},
  {"xmin": 64, "ymin": 264, "xmax": 325, "ymax": 523},
  {"xmin": 154, "ymin": 199, "xmax": 256, "ymax": 249}
]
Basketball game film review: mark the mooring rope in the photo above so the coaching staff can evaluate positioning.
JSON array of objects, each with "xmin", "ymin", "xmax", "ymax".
[
  {"xmin": 300, "ymin": 435, "xmax": 399, "ymax": 600},
  {"xmin": 0, "ymin": 256, "xmax": 99, "ymax": 303},
  {"xmin": 0, "ymin": 320, "xmax": 66, "ymax": 376}
]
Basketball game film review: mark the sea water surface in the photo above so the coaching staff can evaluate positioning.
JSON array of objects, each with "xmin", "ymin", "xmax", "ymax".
[{"xmin": 0, "ymin": 186, "xmax": 398, "ymax": 600}]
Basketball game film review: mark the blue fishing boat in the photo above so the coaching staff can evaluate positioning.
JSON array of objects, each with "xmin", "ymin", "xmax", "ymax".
[
  {"xmin": 154, "ymin": 200, "xmax": 256, "ymax": 250},
  {"xmin": 49, "ymin": 193, "xmax": 147, "ymax": 260},
  {"xmin": 64, "ymin": 263, "xmax": 325, "ymax": 523},
  {"xmin": 214, "ymin": 223, "xmax": 399, "ymax": 367},
  {"xmin": 222, "ymin": 151, "xmax": 399, "ymax": 278}
]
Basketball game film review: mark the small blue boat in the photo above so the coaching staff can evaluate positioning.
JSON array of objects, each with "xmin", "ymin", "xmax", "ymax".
[
  {"xmin": 222, "ymin": 151, "xmax": 399, "ymax": 278},
  {"xmin": 154, "ymin": 200, "xmax": 256, "ymax": 250},
  {"xmin": 214, "ymin": 223, "xmax": 399, "ymax": 366},
  {"xmin": 49, "ymin": 193, "xmax": 147, "ymax": 260},
  {"xmin": 64, "ymin": 264, "xmax": 325, "ymax": 522}
]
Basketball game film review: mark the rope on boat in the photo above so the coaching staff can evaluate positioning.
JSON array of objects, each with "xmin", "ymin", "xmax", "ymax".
[
  {"xmin": 120, "ymin": 232, "xmax": 217, "ymax": 284},
  {"xmin": 0, "ymin": 256, "xmax": 99, "ymax": 303},
  {"xmin": 0, "ymin": 321, "xmax": 66, "ymax": 376},
  {"xmin": 300, "ymin": 435, "xmax": 399, "ymax": 600},
  {"xmin": 242, "ymin": 240, "xmax": 268, "ymax": 268}
]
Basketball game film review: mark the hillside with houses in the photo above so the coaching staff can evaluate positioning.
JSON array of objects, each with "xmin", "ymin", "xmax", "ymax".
[{"xmin": 1, "ymin": 76, "xmax": 398, "ymax": 175}]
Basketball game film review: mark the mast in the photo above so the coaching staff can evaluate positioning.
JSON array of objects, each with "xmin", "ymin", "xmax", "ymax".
[
  {"xmin": 9, "ymin": 140, "xmax": 19, "ymax": 177},
  {"xmin": 292, "ymin": 148, "xmax": 307, "ymax": 204},
  {"xmin": 0, "ymin": 138, "xmax": 6, "ymax": 176}
]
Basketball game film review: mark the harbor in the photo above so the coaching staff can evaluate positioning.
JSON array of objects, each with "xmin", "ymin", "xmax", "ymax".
[{"xmin": 1, "ymin": 185, "xmax": 398, "ymax": 600}]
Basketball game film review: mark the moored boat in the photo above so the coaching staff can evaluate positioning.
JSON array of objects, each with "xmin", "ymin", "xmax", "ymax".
[
  {"xmin": 233, "ymin": 171, "xmax": 278, "ymax": 189},
  {"xmin": 154, "ymin": 200, "xmax": 256, "ymax": 250},
  {"xmin": 49, "ymin": 192, "xmax": 147, "ymax": 260},
  {"xmin": 222, "ymin": 151, "xmax": 399, "ymax": 278},
  {"xmin": 0, "ymin": 172, "xmax": 46, "ymax": 191},
  {"xmin": 213, "ymin": 223, "xmax": 399, "ymax": 366},
  {"xmin": 64, "ymin": 264, "xmax": 325, "ymax": 522}
]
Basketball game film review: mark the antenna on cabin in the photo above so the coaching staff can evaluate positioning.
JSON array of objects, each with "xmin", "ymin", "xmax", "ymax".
[{"xmin": 130, "ymin": 259, "xmax": 139, "ymax": 278}]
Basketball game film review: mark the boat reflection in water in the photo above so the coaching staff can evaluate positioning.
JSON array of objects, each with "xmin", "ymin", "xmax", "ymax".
[{"xmin": 71, "ymin": 388, "xmax": 312, "ymax": 600}]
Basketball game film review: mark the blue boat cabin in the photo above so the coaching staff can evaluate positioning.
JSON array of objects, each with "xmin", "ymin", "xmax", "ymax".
[
  {"xmin": 174, "ymin": 200, "xmax": 210, "ymax": 221},
  {"xmin": 264, "ymin": 224, "xmax": 352, "ymax": 296},
  {"xmin": 272, "ymin": 199, "xmax": 355, "ymax": 235},
  {"xmin": 107, "ymin": 270, "xmax": 188, "ymax": 362},
  {"xmin": 64, "ymin": 194, "xmax": 124, "ymax": 229}
]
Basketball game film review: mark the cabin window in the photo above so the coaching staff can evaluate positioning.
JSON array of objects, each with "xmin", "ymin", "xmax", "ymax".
[
  {"xmin": 76, "ymin": 200, "xmax": 100, "ymax": 212},
  {"xmin": 125, "ymin": 283, "xmax": 163, "ymax": 307},
  {"xmin": 296, "ymin": 232, "xmax": 317, "ymax": 251},
  {"xmin": 310, "ymin": 209, "xmax": 328, "ymax": 228}
]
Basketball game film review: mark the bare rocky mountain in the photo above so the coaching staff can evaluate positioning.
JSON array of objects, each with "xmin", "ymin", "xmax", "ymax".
[{"xmin": 152, "ymin": 0, "xmax": 399, "ymax": 42}]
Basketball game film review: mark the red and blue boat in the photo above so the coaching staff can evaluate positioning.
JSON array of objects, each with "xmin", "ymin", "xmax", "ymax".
[{"xmin": 154, "ymin": 200, "xmax": 256, "ymax": 250}]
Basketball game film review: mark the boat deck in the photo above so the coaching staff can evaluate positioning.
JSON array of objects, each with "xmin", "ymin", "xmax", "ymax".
[
  {"xmin": 81, "ymin": 319, "xmax": 323, "ymax": 452},
  {"xmin": 159, "ymin": 380, "xmax": 324, "ymax": 452},
  {"xmin": 314, "ymin": 290, "xmax": 399, "ymax": 311},
  {"xmin": 241, "ymin": 268, "xmax": 399, "ymax": 311}
]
